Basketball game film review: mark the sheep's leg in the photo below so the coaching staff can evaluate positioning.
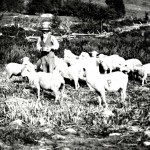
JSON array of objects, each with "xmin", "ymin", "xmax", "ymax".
[
  {"xmin": 7, "ymin": 74, "xmax": 12, "ymax": 82},
  {"xmin": 54, "ymin": 91, "xmax": 59, "ymax": 103},
  {"xmin": 87, "ymin": 83, "xmax": 95, "ymax": 91},
  {"xmin": 97, "ymin": 90, "xmax": 108, "ymax": 108},
  {"xmin": 60, "ymin": 83, "xmax": 65, "ymax": 104},
  {"xmin": 74, "ymin": 79, "xmax": 79, "ymax": 90},
  {"xmin": 120, "ymin": 89, "xmax": 126, "ymax": 101},
  {"xmin": 142, "ymin": 74, "xmax": 147, "ymax": 86},
  {"xmin": 104, "ymin": 70, "xmax": 107, "ymax": 74},
  {"xmin": 35, "ymin": 83, "xmax": 40, "ymax": 101},
  {"xmin": 109, "ymin": 67, "xmax": 112, "ymax": 73}
]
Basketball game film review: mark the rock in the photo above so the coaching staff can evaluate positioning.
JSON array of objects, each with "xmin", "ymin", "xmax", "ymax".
[
  {"xmin": 9, "ymin": 119, "xmax": 23, "ymax": 129},
  {"xmin": 65, "ymin": 128, "xmax": 77, "ymax": 134},
  {"xmin": 144, "ymin": 130, "xmax": 150, "ymax": 138},
  {"xmin": 62, "ymin": 147, "xmax": 70, "ymax": 150},
  {"xmin": 109, "ymin": 133, "xmax": 121, "ymax": 136},
  {"xmin": 52, "ymin": 134, "xmax": 66, "ymax": 140},
  {"xmin": 103, "ymin": 109, "xmax": 114, "ymax": 118},
  {"xmin": 143, "ymin": 141, "xmax": 150, "ymax": 146},
  {"xmin": 128, "ymin": 126, "xmax": 143, "ymax": 132}
]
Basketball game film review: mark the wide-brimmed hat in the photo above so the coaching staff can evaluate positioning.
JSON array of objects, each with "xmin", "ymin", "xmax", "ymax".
[{"xmin": 40, "ymin": 21, "xmax": 51, "ymax": 31}]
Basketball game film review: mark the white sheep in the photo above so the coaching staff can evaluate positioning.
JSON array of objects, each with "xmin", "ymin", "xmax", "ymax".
[
  {"xmin": 125, "ymin": 58, "xmax": 142, "ymax": 72},
  {"xmin": 4, "ymin": 63, "xmax": 24, "ymax": 80},
  {"xmin": 90, "ymin": 51, "xmax": 99, "ymax": 58},
  {"xmin": 21, "ymin": 66, "xmax": 65, "ymax": 102},
  {"xmin": 135, "ymin": 63, "xmax": 150, "ymax": 85},
  {"xmin": 83, "ymin": 66, "xmax": 128, "ymax": 108},
  {"xmin": 54, "ymin": 55, "xmax": 68, "ymax": 70},
  {"xmin": 125, "ymin": 58, "xmax": 142, "ymax": 79},
  {"xmin": 54, "ymin": 55, "xmax": 84, "ymax": 89},
  {"xmin": 54, "ymin": 55, "xmax": 80, "ymax": 89},
  {"xmin": 55, "ymin": 56, "xmax": 100, "ymax": 90},
  {"xmin": 99, "ymin": 54, "xmax": 126, "ymax": 74},
  {"xmin": 22, "ymin": 56, "xmax": 35, "ymax": 70},
  {"xmin": 64, "ymin": 49, "xmax": 79, "ymax": 65},
  {"xmin": 79, "ymin": 52, "xmax": 90, "ymax": 60}
]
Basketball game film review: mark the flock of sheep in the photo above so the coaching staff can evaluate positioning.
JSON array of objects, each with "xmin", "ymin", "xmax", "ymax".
[{"xmin": 4, "ymin": 49, "xmax": 150, "ymax": 108}]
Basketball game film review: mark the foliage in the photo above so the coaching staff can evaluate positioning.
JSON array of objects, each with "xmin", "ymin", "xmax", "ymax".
[
  {"xmin": 105, "ymin": 0, "xmax": 126, "ymax": 17},
  {"xmin": 1, "ymin": 0, "xmax": 25, "ymax": 13},
  {"xmin": 0, "ymin": 22, "xmax": 150, "ymax": 149},
  {"xmin": 27, "ymin": 0, "xmax": 49, "ymax": 15}
]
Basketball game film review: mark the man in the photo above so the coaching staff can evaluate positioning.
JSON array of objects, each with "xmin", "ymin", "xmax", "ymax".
[{"xmin": 36, "ymin": 21, "xmax": 59, "ymax": 73}]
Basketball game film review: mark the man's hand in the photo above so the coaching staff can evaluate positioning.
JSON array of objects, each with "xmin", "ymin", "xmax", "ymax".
[{"xmin": 43, "ymin": 46, "xmax": 51, "ymax": 52}]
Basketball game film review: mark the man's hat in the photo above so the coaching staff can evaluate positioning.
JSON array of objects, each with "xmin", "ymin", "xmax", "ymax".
[{"xmin": 40, "ymin": 21, "xmax": 51, "ymax": 31}]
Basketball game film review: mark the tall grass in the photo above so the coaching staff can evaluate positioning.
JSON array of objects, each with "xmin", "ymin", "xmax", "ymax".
[{"xmin": 0, "ymin": 25, "xmax": 150, "ymax": 128}]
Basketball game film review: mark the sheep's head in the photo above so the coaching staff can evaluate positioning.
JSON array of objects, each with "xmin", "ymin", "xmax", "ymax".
[
  {"xmin": 90, "ymin": 51, "xmax": 99, "ymax": 58},
  {"xmin": 21, "ymin": 66, "xmax": 30, "ymax": 77},
  {"xmin": 21, "ymin": 57, "xmax": 30, "ymax": 65},
  {"xmin": 21, "ymin": 65, "xmax": 35, "ymax": 77}
]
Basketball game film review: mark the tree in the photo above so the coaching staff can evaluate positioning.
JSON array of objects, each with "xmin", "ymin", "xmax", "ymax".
[
  {"xmin": 2, "ymin": 0, "xmax": 24, "ymax": 12},
  {"xmin": 28, "ymin": 0, "xmax": 48, "ymax": 14},
  {"xmin": 105, "ymin": 0, "xmax": 125, "ymax": 17}
]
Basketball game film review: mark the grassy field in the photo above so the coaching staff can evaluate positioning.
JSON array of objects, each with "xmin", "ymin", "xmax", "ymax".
[
  {"xmin": 82, "ymin": 0, "xmax": 150, "ymax": 17},
  {"xmin": 1, "ymin": 59, "xmax": 150, "ymax": 149},
  {"xmin": 0, "ymin": 1, "xmax": 150, "ymax": 149}
]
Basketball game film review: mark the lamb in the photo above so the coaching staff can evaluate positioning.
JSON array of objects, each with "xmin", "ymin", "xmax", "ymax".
[
  {"xmin": 99, "ymin": 54, "xmax": 126, "ymax": 74},
  {"xmin": 54, "ymin": 55, "xmax": 80, "ymax": 89},
  {"xmin": 83, "ymin": 66, "xmax": 128, "ymax": 108},
  {"xmin": 21, "ymin": 65, "xmax": 65, "ymax": 102},
  {"xmin": 54, "ymin": 55, "xmax": 69, "ymax": 70},
  {"xmin": 125, "ymin": 58, "xmax": 142, "ymax": 79},
  {"xmin": 54, "ymin": 55, "xmax": 84, "ymax": 89},
  {"xmin": 22, "ymin": 56, "xmax": 35, "ymax": 70},
  {"xmin": 79, "ymin": 52, "xmax": 90, "ymax": 60},
  {"xmin": 55, "ymin": 55, "xmax": 100, "ymax": 90},
  {"xmin": 4, "ymin": 63, "xmax": 25, "ymax": 80},
  {"xmin": 134, "ymin": 63, "xmax": 150, "ymax": 85},
  {"xmin": 90, "ymin": 51, "xmax": 99, "ymax": 58},
  {"xmin": 64, "ymin": 49, "xmax": 79, "ymax": 65}
]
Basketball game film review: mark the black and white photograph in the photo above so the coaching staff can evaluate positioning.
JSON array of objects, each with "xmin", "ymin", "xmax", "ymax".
[{"xmin": 0, "ymin": 0, "xmax": 150, "ymax": 149}]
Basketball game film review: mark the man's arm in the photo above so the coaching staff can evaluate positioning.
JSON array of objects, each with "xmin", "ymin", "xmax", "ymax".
[
  {"xmin": 36, "ymin": 37, "xmax": 42, "ymax": 51},
  {"xmin": 50, "ymin": 36, "xmax": 59, "ymax": 50}
]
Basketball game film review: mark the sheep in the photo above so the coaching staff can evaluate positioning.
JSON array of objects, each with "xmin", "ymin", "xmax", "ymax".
[
  {"xmin": 89, "ymin": 51, "xmax": 99, "ymax": 58},
  {"xmin": 22, "ymin": 57, "xmax": 35, "ymax": 70},
  {"xmin": 64, "ymin": 49, "xmax": 79, "ymax": 65},
  {"xmin": 125, "ymin": 58, "xmax": 142, "ymax": 79},
  {"xmin": 56, "ymin": 64, "xmax": 84, "ymax": 90},
  {"xmin": 83, "ymin": 66, "xmax": 128, "ymax": 108},
  {"xmin": 21, "ymin": 65, "xmax": 65, "ymax": 102},
  {"xmin": 3, "ymin": 57, "xmax": 35, "ymax": 81},
  {"xmin": 54, "ymin": 55, "xmax": 69, "ymax": 70},
  {"xmin": 4, "ymin": 63, "xmax": 25, "ymax": 81},
  {"xmin": 54, "ymin": 55, "xmax": 80, "ymax": 90},
  {"xmin": 54, "ymin": 55, "xmax": 84, "ymax": 89},
  {"xmin": 55, "ymin": 55, "xmax": 100, "ymax": 90},
  {"xmin": 134, "ymin": 63, "xmax": 150, "ymax": 85},
  {"xmin": 79, "ymin": 52, "xmax": 90, "ymax": 60},
  {"xmin": 125, "ymin": 58, "xmax": 142, "ymax": 73},
  {"xmin": 98, "ymin": 54, "xmax": 126, "ymax": 74}
]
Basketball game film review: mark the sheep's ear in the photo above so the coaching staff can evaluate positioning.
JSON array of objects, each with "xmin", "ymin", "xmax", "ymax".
[
  {"xmin": 83, "ymin": 68, "xmax": 86, "ymax": 72},
  {"xmin": 96, "ymin": 53, "xmax": 99, "ymax": 57}
]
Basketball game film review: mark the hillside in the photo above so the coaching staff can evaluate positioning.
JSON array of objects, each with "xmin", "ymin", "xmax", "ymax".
[{"xmin": 82, "ymin": 0, "xmax": 150, "ymax": 17}]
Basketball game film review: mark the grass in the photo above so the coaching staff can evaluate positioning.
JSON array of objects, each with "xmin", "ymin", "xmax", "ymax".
[
  {"xmin": 82, "ymin": 0, "xmax": 150, "ymax": 17},
  {"xmin": 1, "ymin": 60, "xmax": 150, "ymax": 149},
  {"xmin": 0, "ymin": 11, "xmax": 150, "ymax": 149}
]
